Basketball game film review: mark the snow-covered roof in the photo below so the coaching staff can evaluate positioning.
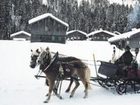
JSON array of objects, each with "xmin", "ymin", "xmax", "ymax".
[
  {"xmin": 28, "ymin": 13, "xmax": 69, "ymax": 27},
  {"xmin": 88, "ymin": 29, "xmax": 117, "ymax": 37},
  {"xmin": 108, "ymin": 28, "xmax": 140, "ymax": 43},
  {"xmin": 113, "ymin": 31, "xmax": 121, "ymax": 35},
  {"xmin": 66, "ymin": 30, "xmax": 87, "ymax": 36},
  {"xmin": 10, "ymin": 31, "xmax": 31, "ymax": 37}
]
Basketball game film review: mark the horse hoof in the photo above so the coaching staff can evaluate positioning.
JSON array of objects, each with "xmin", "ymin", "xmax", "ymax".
[
  {"xmin": 83, "ymin": 96, "xmax": 87, "ymax": 99},
  {"xmin": 43, "ymin": 100, "xmax": 48, "ymax": 103},
  {"xmin": 65, "ymin": 89, "xmax": 70, "ymax": 93},
  {"xmin": 60, "ymin": 96, "xmax": 63, "ymax": 99},
  {"xmin": 69, "ymin": 95, "xmax": 73, "ymax": 98}
]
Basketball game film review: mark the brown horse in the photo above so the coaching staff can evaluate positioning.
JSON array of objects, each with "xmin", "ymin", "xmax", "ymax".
[
  {"xmin": 30, "ymin": 48, "xmax": 78, "ymax": 93},
  {"xmin": 30, "ymin": 47, "xmax": 91, "ymax": 103}
]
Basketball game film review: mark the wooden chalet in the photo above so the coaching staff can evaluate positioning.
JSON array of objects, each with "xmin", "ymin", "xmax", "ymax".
[
  {"xmin": 108, "ymin": 28, "xmax": 140, "ymax": 50},
  {"xmin": 66, "ymin": 30, "xmax": 87, "ymax": 40},
  {"xmin": 28, "ymin": 13, "xmax": 69, "ymax": 43},
  {"xmin": 10, "ymin": 31, "xmax": 31, "ymax": 41},
  {"xmin": 88, "ymin": 29, "xmax": 116, "ymax": 41}
]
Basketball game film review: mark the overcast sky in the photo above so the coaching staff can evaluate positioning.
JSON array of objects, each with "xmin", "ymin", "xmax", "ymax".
[{"xmin": 42, "ymin": 0, "xmax": 136, "ymax": 6}]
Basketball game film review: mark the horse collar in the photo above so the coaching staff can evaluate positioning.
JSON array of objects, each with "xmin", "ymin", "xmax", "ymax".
[{"xmin": 44, "ymin": 54, "xmax": 58, "ymax": 72}]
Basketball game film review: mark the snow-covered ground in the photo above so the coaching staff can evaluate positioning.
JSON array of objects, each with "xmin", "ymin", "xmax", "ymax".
[{"xmin": 0, "ymin": 40, "xmax": 140, "ymax": 105}]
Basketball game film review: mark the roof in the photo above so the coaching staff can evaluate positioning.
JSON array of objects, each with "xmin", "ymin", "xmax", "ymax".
[
  {"xmin": 88, "ymin": 29, "xmax": 117, "ymax": 37},
  {"xmin": 28, "ymin": 13, "xmax": 69, "ymax": 27},
  {"xmin": 66, "ymin": 30, "xmax": 87, "ymax": 36},
  {"xmin": 10, "ymin": 31, "xmax": 31, "ymax": 37},
  {"xmin": 113, "ymin": 31, "xmax": 121, "ymax": 35},
  {"xmin": 108, "ymin": 28, "xmax": 140, "ymax": 43}
]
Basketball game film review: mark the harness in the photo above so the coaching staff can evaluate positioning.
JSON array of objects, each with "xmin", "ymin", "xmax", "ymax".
[{"xmin": 35, "ymin": 51, "xmax": 83, "ymax": 99}]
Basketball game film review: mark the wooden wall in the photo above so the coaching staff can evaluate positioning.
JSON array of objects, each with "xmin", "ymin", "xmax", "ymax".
[{"xmin": 30, "ymin": 17, "xmax": 67, "ymax": 43}]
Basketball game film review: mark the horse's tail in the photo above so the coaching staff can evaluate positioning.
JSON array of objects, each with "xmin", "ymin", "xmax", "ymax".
[{"xmin": 85, "ymin": 67, "xmax": 91, "ymax": 89}]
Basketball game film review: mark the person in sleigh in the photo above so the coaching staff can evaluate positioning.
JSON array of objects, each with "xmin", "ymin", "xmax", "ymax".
[{"xmin": 115, "ymin": 45, "xmax": 133, "ymax": 77}]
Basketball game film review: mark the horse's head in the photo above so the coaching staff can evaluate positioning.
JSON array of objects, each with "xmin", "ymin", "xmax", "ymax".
[
  {"xmin": 37, "ymin": 47, "xmax": 51, "ymax": 67},
  {"xmin": 30, "ymin": 48, "xmax": 40, "ymax": 68}
]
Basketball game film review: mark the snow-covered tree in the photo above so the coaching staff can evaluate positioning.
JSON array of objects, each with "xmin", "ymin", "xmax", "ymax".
[{"xmin": 0, "ymin": 0, "xmax": 12, "ymax": 39}]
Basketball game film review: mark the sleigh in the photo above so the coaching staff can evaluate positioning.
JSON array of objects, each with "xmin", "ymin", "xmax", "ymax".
[{"xmin": 96, "ymin": 60, "xmax": 140, "ymax": 94}]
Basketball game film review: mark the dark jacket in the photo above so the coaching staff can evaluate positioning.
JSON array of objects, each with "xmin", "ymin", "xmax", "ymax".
[{"xmin": 115, "ymin": 51, "xmax": 133, "ymax": 66}]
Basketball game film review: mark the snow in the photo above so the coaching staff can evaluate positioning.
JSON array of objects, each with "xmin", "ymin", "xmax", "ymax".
[
  {"xmin": 88, "ymin": 29, "xmax": 117, "ymax": 37},
  {"xmin": 10, "ymin": 31, "xmax": 31, "ymax": 37},
  {"xmin": 108, "ymin": 0, "xmax": 137, "ymax": 6},
  {"xmin": 66, "ymin": 30, "xmax": 87, "ymax": 36},
  {"xmin": 0, "ymin": 40, "xmax": 140, "ymax": 105},
  {"xmin": 28, "ymin": 13, "xmax": 69, "ymax": 28},
  {"xmin": 108, "ymin": 28, "xmax": 140, "ymax": 43}
]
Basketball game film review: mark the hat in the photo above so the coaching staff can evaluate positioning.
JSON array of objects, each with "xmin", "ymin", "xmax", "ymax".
[
  {"xmin": 125, "ymin": 45, "xmax": 130, "ymax": 50},
  {"xmin": 46, "ymin": 47, "xmax": 49, "ymax": 51}
]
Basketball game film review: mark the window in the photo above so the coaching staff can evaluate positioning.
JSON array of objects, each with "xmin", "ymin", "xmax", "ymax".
[
  {"xmin": 45, "ymin": 26, "xmax": 48, "ymax": 32},
  {"xmin": 58, "ymin": 37, "xmax": 62, "ymax": 41},
  {"xmin": 52, "ymin": 36, "xmax": 55, "ymax": 41},
  {"xmin": 127, "ymin": 41, "xmax": 129, "ymax": 44}
]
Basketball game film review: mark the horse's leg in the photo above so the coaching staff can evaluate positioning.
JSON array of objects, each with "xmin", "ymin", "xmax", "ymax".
[
  {"xmin": 80, "ymin": 71, "xmax": 90, "ymax": 98},
  {"xmin": 77, "ymin": 71, "xmax": 90, "ymax": 98},
  {"xmin": 52, "ymin": 80, "xmax": 63, "ymax": 99},
  {"xmin": 53, "ymin": 80, "xmax": 62, "ymax": 99},
  {"xmin": 81, "ymin": 79, "xmax": 88, "ymax": 98},
  {"xmin": 45, "ymin": 79, "xmax": 49, "ymax": 96},
  {"xmin": 65, "ymin": 77, "xmax": 73, "ymax": 93},
  {"xmin": 69, "ymin": 78, "xmax": 79, "ymax": 98},
  {"xmin": 45, "ymin": 79, "xmax": 49, "ymax": 86},
  {"xmin": 45, "ymin": 79, "xmax": 60, "ymax": 97},
  {"xmin": 44, "ymin": 79, "xmax": 55, "ymax": 103}
]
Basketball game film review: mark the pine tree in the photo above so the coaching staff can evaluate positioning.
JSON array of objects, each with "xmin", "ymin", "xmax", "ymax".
[{"xmin": 0, "ymin": 0, "xmax": 12, "ymax": 39}]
